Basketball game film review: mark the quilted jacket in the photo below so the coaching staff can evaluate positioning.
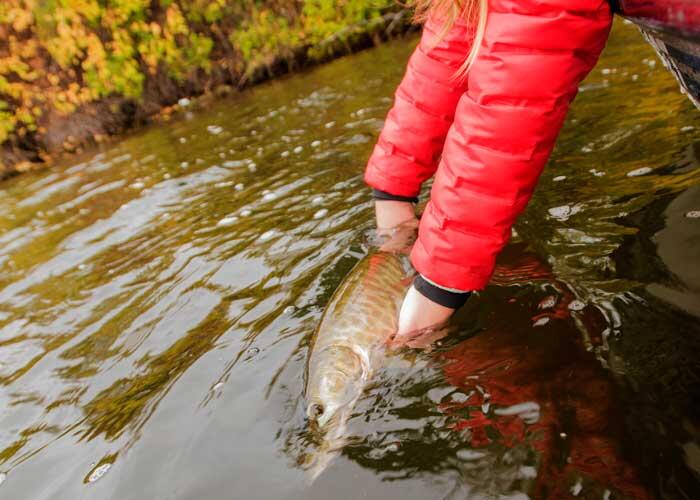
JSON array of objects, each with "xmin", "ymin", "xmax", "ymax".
[{"xmin": 365, "ymin": 0, "xmax": 613, "ymax": 292}]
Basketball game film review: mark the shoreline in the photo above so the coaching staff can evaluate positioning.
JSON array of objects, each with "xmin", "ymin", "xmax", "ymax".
[{"xmin": 0, "ymin": 10, "xmax": 417, "ymax": 181}]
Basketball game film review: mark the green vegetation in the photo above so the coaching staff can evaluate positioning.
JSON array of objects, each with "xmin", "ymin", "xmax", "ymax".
[{"xmin": 0, "ymin": 0, "xmax": 401, "ymax": 171}]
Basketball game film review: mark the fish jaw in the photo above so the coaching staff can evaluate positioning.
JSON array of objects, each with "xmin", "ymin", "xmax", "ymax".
[{"xmin": 304, "ymin": 405, "xmax": 351, "ymax": 482}]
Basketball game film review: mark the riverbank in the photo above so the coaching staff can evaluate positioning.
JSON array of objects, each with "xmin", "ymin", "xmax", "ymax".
[{"xmin": 0, "ymin": 2, "xmax": 416, "ymax": 179}]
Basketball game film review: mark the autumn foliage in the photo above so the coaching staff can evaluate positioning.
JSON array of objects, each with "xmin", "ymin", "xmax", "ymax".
[{"xmin": 0, "ymin": 0, "xmax": 399, "ymax": 173}]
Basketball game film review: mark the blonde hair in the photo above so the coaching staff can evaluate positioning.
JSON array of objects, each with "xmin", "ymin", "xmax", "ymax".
[{"xmin": 410, "ymin": 0, "xmax": 488, "ymax": 80}]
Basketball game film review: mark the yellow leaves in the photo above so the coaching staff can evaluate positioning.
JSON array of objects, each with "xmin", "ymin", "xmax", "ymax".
[
  {"xmin": 0, "ymin": 0, "xmax": 397, "ymax": 148},
  {"xmin": 5, "ymin": 7, "xmax": 34, "ymax": 32},
  {"xmin": 47, "ymin": 74, "xmax": 61, "ymax": 86},
  {"xmin": 165, "ymin": 4, "xmax": 188, "ymax": 34},
  {"xmin": 66, "ymin": 0, "xmax": 102, "ymax": 24}
]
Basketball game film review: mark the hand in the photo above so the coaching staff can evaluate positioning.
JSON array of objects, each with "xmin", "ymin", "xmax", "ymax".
[
  {"xmin": 375, "ymin": 200, "xmax": 417, "ymax": 229},
  {"xmin": 389, "ymin": 285, "xmax": 455, "ymax": 348},
  {"xmin": 374, "ymin": 200, "xmax": 418, "ymax": 253}
]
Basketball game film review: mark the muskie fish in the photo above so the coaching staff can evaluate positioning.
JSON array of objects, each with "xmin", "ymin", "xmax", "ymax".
[{"xmin": 304, "ymin": 251, "xmax": 410, "ymax": 479}]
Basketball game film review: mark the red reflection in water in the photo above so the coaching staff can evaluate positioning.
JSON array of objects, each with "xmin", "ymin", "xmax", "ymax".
[{"xmin": 437, "ymin": 247, "xmax": 652, "ymax": 498}]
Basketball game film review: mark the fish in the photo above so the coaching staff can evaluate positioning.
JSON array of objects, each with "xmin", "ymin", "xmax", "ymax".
[{"xmin": 303, "ymin": 250, "xmax": 411, "ymax": 480}]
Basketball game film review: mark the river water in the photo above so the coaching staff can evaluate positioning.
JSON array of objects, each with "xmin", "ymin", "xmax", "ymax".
[{"xmin": 1, "ymin": 19, "xmax": 699, "ymax": 500}]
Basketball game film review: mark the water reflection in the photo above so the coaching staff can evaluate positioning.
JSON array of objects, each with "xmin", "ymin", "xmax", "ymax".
[{"xmin": 0, "ymin": 18, "xmax": 698, "ymax": 500}]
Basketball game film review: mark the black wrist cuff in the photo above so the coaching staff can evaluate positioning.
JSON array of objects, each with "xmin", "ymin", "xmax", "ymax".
[
  {"xmin": 372, "ymin": 188, "xmax": 418, "ymax": 204},
  {"xmin": 414, "ymin": 274, "xmax": 472, "ymax": 309}
]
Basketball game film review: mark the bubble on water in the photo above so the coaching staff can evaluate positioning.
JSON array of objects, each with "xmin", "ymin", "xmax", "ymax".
[
  {"xmin": 324, "ymin": 121, "xmax": 336, "ymax": 128},
  {"xmin": 548, "ymin": 205, "xmax": 581, "ymax": 221},
  {"xmin": 179, "ymin": 137, "xmax": 187, "ymax": 144},
  {"xmin": 215, "ymin": 181, "xmax": 234, "ymax": 188},
  {"xmin": 450, "ymin": 391, "xmax": 471, "ymax": 404},
  {"xmin": 533, "ymin": 317, "xmax": 550, "ymax": 327},
  {"xmin": 311, "ymin": 140, "xmax": 321, "ymax": 148},
  {"xmin": 163, "ymin": 173, "xmax": 171, "ymax": 179},
  {"xmin": 178, "ymin": 98, "xmax": 191, "ymax": 107},
  {"xmin": 130, "ymin": 182, "xmax": 145, "ymax": 190},
  {"xmin": 263, "ymin": 192, "xmax": 277, "ymax": 201},
  {"xmin": 626, "ymin": 166, "xmax": 652, "ymax": 177},
  {"xmin": 293, "ymin": 146, "xmax": 303, "ymax": 154},
  {"xmin": 88, "ymin": 463, "xmax": 112, "ymax": 483},
  {"xmin": 180, "ymin": 161, "xmax": 189, "ymax": 168},
  {"xmin": 589, "ymin": 168, "xmax": 606, "ymax": 177},
  {"xmin": 217, "ymin": 216, "xmax": 238, "ymax": 227},
  {"xmin": 685, "ymin": 210, "xmax": 700, "ymax": 218},
  {"xmin": 570, "ymin": 478, "xmax": 583, "ymax": 496},
  {"xmin": 283, "ymin": 306, "xmax": 295, "ymax": 314},
  {"xmin": 234, "ymin": 183, "xmax": 244, "ymax": 191},
  {"xmin": 281, "ymin": 151, "xmax": 290, "ymax": 158},
  {"xmin": 196, "ymin": 158, "xmax": 205, "ymax": 165},
  {"xmin": 581, "ymin": 145, "xmax": 593, "ymax": 153},
  {"xmin": 313, "ymin": 209, "xmax": 328, "ymax": 219},
  {"xmin": 456, "ymin": 449, "xmax": 486, "ymax": 461},
  {"xmin": 259, "ymin": 229, "xmax": 277, "ymax": 242},
  {"xmin": 251, "ymin": 129, "xmax": 257, "ymax": 136},
  {"xmin": 568, "ymin": 300, "xmax": 585, "ymax": 311},
  {"xmin": 518, "ymin": 466, "xmax": 537, "ymax": 479},
  {"xmin": 311, "ymin": 195, "xmax": 324, "ymax": 204},
  {"xmin": 240, "ymin": 209, "xmax": 252, "ymax": 217},
  {"xmin": 248, "ymin": 164, "xmax": 257, "ymax": 172},
  {"xmin": 681, "ymin": 126, "xmax": 695, "ymax": 133},
  {"xmin": 631, "ymin": 74, "xmax": 639, "ymax": 81},
  {"xmin": 207, "ymin": 125, "xmax": 223, "ymax": 135},
  {"xmin": 539, "ymin": 295, "xmax": 557, "ymax": 309},
  {"xmin": 219, "ymin": 152, "xmax": 226, "ymax": 159},
  {"xmin": 385, "ymin": 442, "xmax": 399, "ymax": 453},
  {"xmin": 553, "ymin": 175, "xmax": 567, "ymax": 182},
  {"xmin": 601, "ymin": 68, "xmax": 611, "ymax": 75}
]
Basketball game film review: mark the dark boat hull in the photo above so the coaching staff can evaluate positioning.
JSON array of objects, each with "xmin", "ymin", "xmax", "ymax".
[{"xmin": 619, "ymin": 0, "xmax": 700, "ymax": 108}]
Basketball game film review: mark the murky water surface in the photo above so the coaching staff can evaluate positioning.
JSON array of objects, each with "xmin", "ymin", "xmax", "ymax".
[{"xmin": 1, "ymin": 20, "xmax": 699, "ymax": 499}]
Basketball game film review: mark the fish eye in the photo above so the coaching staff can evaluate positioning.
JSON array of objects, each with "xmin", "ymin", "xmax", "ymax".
[{"xmin": 310, "ymin": 403, "xmax": 325, "ymax": 418}]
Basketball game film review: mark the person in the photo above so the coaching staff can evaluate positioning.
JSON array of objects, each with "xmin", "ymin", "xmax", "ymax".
[{"xmin": 365, "ymin": 0, "xmax": 614, "ymax": 344}]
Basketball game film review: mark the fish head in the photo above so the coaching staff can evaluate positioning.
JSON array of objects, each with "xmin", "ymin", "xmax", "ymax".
[{"xmin": 305, "ymin": 345, "xmax": 367, "ymax": 431}]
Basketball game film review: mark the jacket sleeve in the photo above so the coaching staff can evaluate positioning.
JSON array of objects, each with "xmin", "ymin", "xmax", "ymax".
[
  {"xmin": 411, "ymin": 0, "xmax": 613, "ymax": 292},
  {"xmin": 364, "ymin": 14, "xmax": 474, "ymax": 198}
]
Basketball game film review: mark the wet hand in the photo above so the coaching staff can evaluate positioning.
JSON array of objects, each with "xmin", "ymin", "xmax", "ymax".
[
  {"xmin": 375, "ymin": 200, "xmax": 417, "ymax": 229},
  {"xmin": 374, "ymin": 201, "xmax": 419, "ymax": 253},
  {"xmin": 388, "ymin": 285, "xmax": 455, "ymax": 348}
]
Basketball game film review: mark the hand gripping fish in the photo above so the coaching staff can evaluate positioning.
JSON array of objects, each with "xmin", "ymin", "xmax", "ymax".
[{"xmin": 304, "ymin": 251, "xmax": 411, "ymax": 480}]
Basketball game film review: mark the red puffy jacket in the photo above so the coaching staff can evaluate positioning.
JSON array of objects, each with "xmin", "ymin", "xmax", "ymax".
[{"xmin": 365, "ymin": 0, "xmax": 613, "ymax": 291}]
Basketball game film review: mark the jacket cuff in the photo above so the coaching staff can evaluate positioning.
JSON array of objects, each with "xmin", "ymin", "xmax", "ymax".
[
  {"xmin": 372, "ymin": 188, "xmax": 419, "ymax": 204},
  {"xmin": 414, "ymin": 274, "xmax": 471, "ymax": 309}
]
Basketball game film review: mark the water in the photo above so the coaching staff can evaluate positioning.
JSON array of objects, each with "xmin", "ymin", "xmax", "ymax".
[{"xmin": 1, "ymin": 19, "xmax": 699, "ymax": 499}]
